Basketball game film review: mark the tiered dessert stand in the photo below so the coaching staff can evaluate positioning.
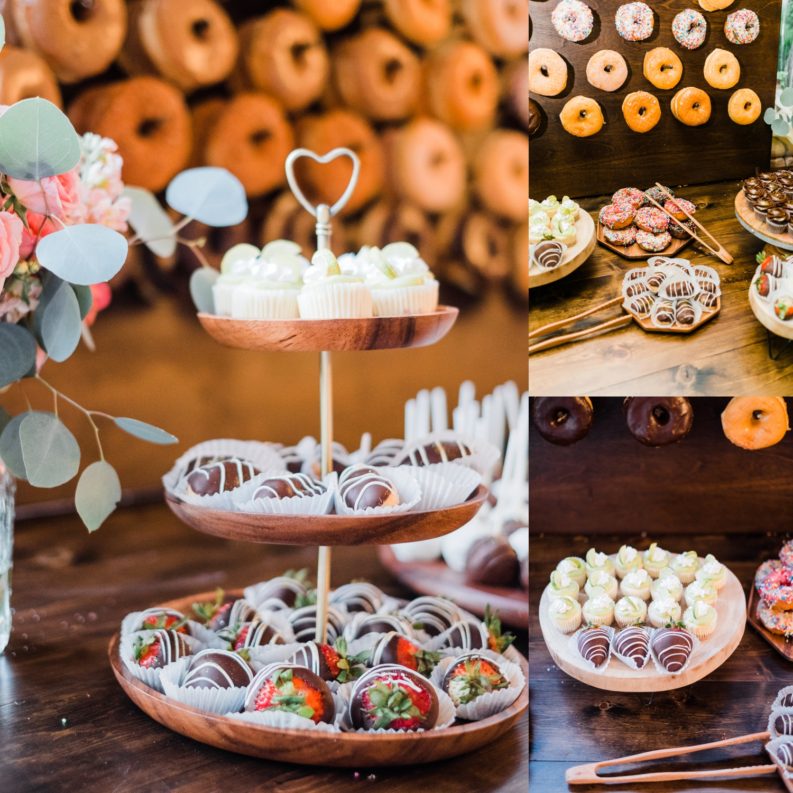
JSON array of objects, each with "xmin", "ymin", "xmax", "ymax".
[{"xmin": 109, "ymin": 148, "xmax": 527, "ymax": 765}]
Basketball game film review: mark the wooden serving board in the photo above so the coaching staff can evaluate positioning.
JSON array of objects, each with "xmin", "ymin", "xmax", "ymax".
[
  {"xmin": 749, "ymin": 283, "xmax": 793, "ymax": 340},
  {"xmin": 529, "ymin": 211, "xmax": 596, "ymax": 288},
  {"xmin": 596, "ymin": 223, "xmax": 692, "ymax": 260},
  {"xmin": 735, "ymin": 190, "xmax": 793, "ymax": 252},
  {"xmin": 748, "ymin": 580, "xmax": 793, "ymax": 662},
  {"xmin": 377, "ymin": 546, "xmax": 528, "ymax": 630},
  {"xmin": 538, "ymin": 560, "xmax": 746, "ymax": 692},
  {"xmin": 108, "ymin": 590, "xmax": 528, "ymax": 767}
]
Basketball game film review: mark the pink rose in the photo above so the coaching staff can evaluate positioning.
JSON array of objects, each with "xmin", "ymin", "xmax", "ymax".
[
  {"xmin": 0, "ymin": 211, "xmax": 23, "ymax": 288},
  {"xmin": 19, "ymin": 211, "xmax": 58, "ymax": 260},
  {"xmin": 85, "ymin": 283, "xmax": 111, "ymax": 326},
  {"xmin": 8, "ymin": 168, "xmax": 84, "ymax": 223}
]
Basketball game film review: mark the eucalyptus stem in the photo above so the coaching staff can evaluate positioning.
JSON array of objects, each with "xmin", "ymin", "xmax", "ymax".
[{"xmin": 177, "ymin": 235, "xmax": 212, "ymax": 269}]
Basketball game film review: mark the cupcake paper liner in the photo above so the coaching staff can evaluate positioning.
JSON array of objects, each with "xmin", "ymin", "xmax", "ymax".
[
  {"xmin": 160, "ymin": 662, "xmax": 248, "ymax": 715},
  {"xmin": 297, "ymin": 282, "xmax": 373, "ymax": 319},
  {"xmin": 371, "ymin": 282, "xmax": 439, "ymax": 317},
  {"xmin": 773, "ymin": 686, "xmax": 793, "ymax": 711},
  {"xmin": 245, "ymin": 642, "xmax": 306, "ymax": 671},
  {"xmin": 333, "ymin": 466, "xmax": 421, "ymax": 516},
  {"xmin": 230, "ymin": 286, "xmax": 300, "ymax": 320},
  {"xmin": 407, "ymin": 463, "xmax": 482, "ymax": 510},
  {"xmin": 236, "ymin": 472, "xmax": 337, "ymax": 516}
]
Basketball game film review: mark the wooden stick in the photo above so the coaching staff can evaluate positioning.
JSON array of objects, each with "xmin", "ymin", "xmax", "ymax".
[
  {"xmin": 528, "ymin": 296, "xmax": 623, "ymax": 339},
  {"xmin": 529, "ymin": 314, "xmax": 632, "ymax": 354}
]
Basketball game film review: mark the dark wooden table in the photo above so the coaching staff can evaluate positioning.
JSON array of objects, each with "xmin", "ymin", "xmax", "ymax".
[
  {"xmin": 530, "ymin": 532, "xmax": 792, "ymax": 792},
  {"xmin": 0, "ymin": 503, "xmax": 528, "ymax": 793},
  {"xmin": 528, "ymin": 180, "xmax": 793, "ymax": 395}
]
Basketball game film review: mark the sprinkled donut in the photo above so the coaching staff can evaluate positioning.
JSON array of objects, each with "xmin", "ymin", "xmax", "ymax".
[
  {"xmin": 728, "ymin": 88, "xmax": 761, "ymax": 124},
  {"xmin": 672, "ymin": 9, "xmax": 707, "ymax": 50},
  {"xmin": 636, "ymin": 207, "xmax": 669, "ymax": 233},
  {"xmin": 612, "ymin": 188, "xmax": 646, "ymax": 209},
  {"xmin": 528, "ymin": 48, "xmax": 568, "ymax": 97},
  {"xmin": 758, "ymin": 601, "xmax": 793, "ymax": 637},
  {"xmin": 559, "ymin": 96, "xmax": 604, "ymax": 137},
  {"xmin": 756, "ymin": 559, "xmax": 785, "ymax": 588},
  {"xmin": 622, "ymin": 91, "xmax": 661, "ymax": 133},
  {"xmin": 669, "ymin": 218, "xmax": 696, "ymax": 239},
  {"xmin": 599, "ymin": 202, "xmax": 635, "ymax": 229},
  {"xmin": 725, "ymin": 9, "xmax": 759, "ymax": 44},
  {"xmin": 636, "ymin": 230, "xmax": 671, "ymax": 252},
  {"xmin": 604, "ymin": 226, "xmax": 638, "ymax": 246},
  {"xmin": 645, "ymin": 185, "xmax": 675, "ymax": 204},
  {"xmin": 761, "ymin": 567, "xmax": 793, "ymax": 610},
  {"xmin": 780, "ymin": 540, "xmax": 793, "ymax": 569},
  {"xmin": 551, "ymin": 0, "xmax": 594, "ymax": 42},
  {"xmin": 664, "ymin": 198, "xmax": 697, "ymax": 219},
  {"xmin": 586, "ymin": 50, "xmax": 628, "ymax": 92},
  {"xmin": 671, "ymin": 86, "xmax": 711, "ymax": 126},
  {"xmin": 643, "ymin": 47, "xmax": 683, "ymax": 90},
  {"xmin": 704, "ymin": 48, "xmax": 740, "ymax": 89},
  {"xmin": 615, "ymin": 2, "xmax": 654, "ymax": 42}
]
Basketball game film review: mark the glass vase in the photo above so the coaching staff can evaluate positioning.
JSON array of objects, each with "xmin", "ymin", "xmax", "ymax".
[{"xmin": 0, "ymin": 464, "xmax": 14, "ymax": 654}]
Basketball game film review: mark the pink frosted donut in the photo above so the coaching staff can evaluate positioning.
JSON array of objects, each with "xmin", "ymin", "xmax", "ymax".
[
  {"xmin": 599, "ymin": 201, "xmax": 635, "ymax": 229},
  {"xmin": 612, "ymin": 187, "xmax": 646, "ymax": 209},
  {"xmin": 756, "ymin": 559, "xmax": 785, "ymax": 588},
  {"xmin": 615, "ymin": 2, "xmax": 654, "ymax": 42},
  {"xmin": 604, "ymin": 226, "xmax": 638, "ymax": 246},
  {"xmin": 664, "ymin": 197, "xmax": 697, "ymax": 219},
  {"xmin": 725, "ymin": 9, "xmax": 760, "ymax": 45},
  {"xmin": 758, "ymin": 601, "xmax": 793, "ymax": 636},
  {"xmin": 551, "ymin": 0, "xmax": 594, "ymax": 42},
  {"xmin": 636, "ymin": 230, "xmax": 671, "ymax": 251},
  {"xmin": 780, "ymin": 540, "xmax": 793, "ymax": 569},
  {"xmin": 635, "ymin": 207, "xmax": 669, "ymax": 233},
  {"xmin": 759, "ymin": 567, "xmax": 793, "ymax": 609},
  {"xmin": 672, "ymin": 9, "xmax": 707, "ymax": 50}
]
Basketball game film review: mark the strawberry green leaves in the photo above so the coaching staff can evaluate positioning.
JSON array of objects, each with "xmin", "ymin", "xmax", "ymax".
[{"xmin": 75, "ymin": 461, "xmax": 121, "ymax": 532}]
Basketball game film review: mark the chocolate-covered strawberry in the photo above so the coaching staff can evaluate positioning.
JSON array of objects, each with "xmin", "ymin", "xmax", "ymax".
[
  {"xmin": 754, "ymin": 274, "xmax": 773, "ymax": 298},
  {"xmin": 244, "ymin": 663, "xmax": 335, "ymax": 724},
  {"xmin": 134, "ymin": 608, "xmax": 188, "ymax": 633},
  {"xmin": 401, "ymin": 596, "xmax": 460, "ymax": 636},
  {"xmin": 776, "ymin": 296, "xmax": 793, "ymax": 321},
  {"xmin": 367, "ymin": 631, "xmax": 440, "ymax": 676},
  {"xmin": 442, "ymin": 654, "xmax": 509, "ymax": 706},
  {"xmin": 287, "ymin": 638, "xmax": 366, "ymax": 683},
  {"xmin": 345, "ymin": 613, "xmax": 415, "ymax": 641},
  {"xmin": 329, "ymin": 582, "xmax": 384, "ymax": 614},
  {"xmin": 132, "ymin": 629, "xmax": 189, "ymax": 669},
  {"xmin": 219, "ymin": 619, "xmax": 286, "ymax": 652},
  {"xmin": 192, "ymin": 590, "xmax": 254, "ymax": 631},
  {"xmin": 183, "ymin": 649, "xmax": 253, "ymax": 690},
  {"xmin": 758, "ymin": 251, "xmax": 785, "ymax": 277},
  {"xmin": 288, "ymin": 605, "xmax": 346, "ymax": 643},
  {"xmin": 349, "ymin": 665, "xmax": 439, "ymax": 731},
  {"xmin": 247, "ymin": 570, "xmax": 312, "ymax": 611},
  {"xmin": 434, "ymin": 607, "xmax": 515, "ymax": 653}
]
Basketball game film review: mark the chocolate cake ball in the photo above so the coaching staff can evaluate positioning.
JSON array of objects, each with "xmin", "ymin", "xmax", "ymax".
[
  {"xmin": 133, "ymin": 629, "xmax": 190, "ymax": 669},
  {"xmin": 277, "ymin": 445, "xmax": 304, "ymax": 473},
  {"xmin": 182, "ymin": 454, "xmax": 232, "ymax": 475},
  {"xmin": 398, "ymin": 439, "xmax": 474, "ymax": 466},
  {"xmin": 288, "ymin": 605, "xmax": 346, "ymax": 643},
  {"xmin": 183, "ymin": 649, "xmax": 253, "ymax": 689},
  {"xmin": 307, "ymin": 442, "xmax": 351, "ymax": 477},
  {"xmin": 402, "ymin": 596, "xmax": 460, "ymax": 636},
  {"xmin": 651, "ymin": 627, "xmax": 694, "ymax": 673},
  {"xmin": 186, "ymin": 459, "xmax": 260, "ymax": 496},
  {"xmin": 365, "ymin": 439, "xmax": 404, "ymax": 466},
  {"xmin": 244, "ymin": 663, "xmax": 335, "ymax": 724},
  {"xmin": 329, "ymin": 582, "xmax": 384, "ymax": 614},
  {"xmin": 780, "ymin": 692, "xmax": 793, "ymax": 708},
  {"xmin": 338, "ymin": 465, "xmax": 400, "ymax": 511},
  {"xmin": 774, "ymin": 713, "xmax": 793, "ymax": 736},
  {"xmin": 464, "ymin": 536, "xmax": 520, "ymax": 586},
  {"xmin": 253, "ymin": 473, "xmax": 326, "ymax": 500},
  {"xmin": 776, "ymin": 741, "xmax": 793, "ymax": 769},
  {"xmin": 442, "ymin": 654, "xmax": 509, "ymax": 706},
  {"xmin": 577, "ymin": 627, "xmax": 610, "ymax": 668}
]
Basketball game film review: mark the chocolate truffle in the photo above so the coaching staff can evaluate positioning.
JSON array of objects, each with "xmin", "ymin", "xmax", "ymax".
[
  {"xmin": 780, "ymin": 692, "xmax": 793, "ymax": 708},
  {"xmin": 329, "ymin": 582, "xmax": 384, "ymax": 614},
  {"xmin": 365, "ymin": 439, "xmax": 404, "ymax": 466},
  {"xmin": 402, "ymin": 596, "xmax": 460, "ymax": 636},
  {"xmin": 465, "ymin": 536, "xmax": 520, "ymax": 586},
  {"xmin": 613, "ymin": 627, "xmax": 650, "ymax": 669},
  {"xmin": 220, "ymin": 619, "xmax": 286, "ymax": 651},
  {"xmin": 133, "ymin": 629, "xmax": 190, "ymax": 669},
  {"xmin": 183, "ymin": 649, "xmax": 253, "ymax": 689},
  {"xmin": 776, "ymin": 741, "xmax": 793, "ymax": 769},
  {"xmin": 338, "ymin": 465, "xmax": 400, "ymax": 511},
  {"xmin": 345, "ymin": 613, "xmax": 415, "ymax": 640},
  {"xmin": 774, "ymin": 713, "xmax": 793, "ymax": 736},
  {"xmin": 528, "ymin": 98, "xmax": 542, "ymax": 138},
  {"xmin": 442, "ymin": 653, "xmax": 509, "ymax": 706},
  {"xmin": 278, "ymin": 445, "xmax": 304, "ymax": 473},
  {"xmin": 368, "ymin": 631, "xmax": 440, "ymax": 675},
  {"xmin": 651, "ymin": 627, "xmax": 694, "ymax": 672},
  {"xmin": 186, "ymin": 458, "xmax": 259, "ymax": 496},
  {"xmin": 675, "ymin": 300, "xmax": 696, "ymax": 326},
  {"xmin": 288, "ymin": 605, "xmax": 346, "ymax": 643},
  {"xmin": 253, "ymin": 473, "xmax": 326, "ymax": 500},
  {"xmin": 576, "ymin": 626, "xmax": 610, "ymax": 668},
  {"xmin": 244, "ymin": 663, "xmax": 335, "ymax": 724},
  {"xmin": 399, "ymin": 439, "xmax": 474, "ymax": 466},
  {"xmin": 182, "ymin": 454, "xmax": 232, "ymax": 475}
]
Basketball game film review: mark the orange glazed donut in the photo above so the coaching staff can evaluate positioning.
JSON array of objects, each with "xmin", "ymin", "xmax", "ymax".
[
  {"xmin": 333, "ymin": 28, "xmax": 421, "ymax": 122},
  {"xmin": 204, "ymin": 93, "xmax": 294, "ymax": 198},
  {"xmin": 473, "ymin": 130, "xmax": 529, "ymax": 222},
  {"xmin": 384, "ymin": 117, "xmax": 466, "ymax": 214},
  {"xmin": 622, "ymin": 91, "xmax": 661, "ymax": 133},
  {"xmin": 671, "ymin": 87, "xmax": 711, "ymax": 126},
  {"xmin": 262, "ymin": 192, "xmax": 350, "ymax": 257},
  {"xmin": 529, "ymin": 49, "xmax": 567, "ymax": 98},
  {"xmin": 721, "ymin": 397, "xmax": 789, "ymax": 450},
  {"xmin": 384, "ymin": 0, "xmax": 452, "ymax": 46},
  {"xmin": 643, "ymin": 47, "xmax": 683, "ymax": 91},
  {"xmin": 68, "ymin": 77, "xmax": 191, "ymax": 192},
  {"xmin": 239, "ymin": 10, "xmax": 329, "ymax": 113},
  {"xmin": 189, "ymin": 97, "xmax": 226, "ymax": 166},
  {"xmin": 0, "ymin": 45, "xmax": 61, "ymax": 107},
  {"xmin": 425, "ymin": 41, "xmax": 499, "ymax": 131},
  {"xmin": 462, "ymin": 0, "xmax": 528, "ymax": 57},
  {"xmin": 559, "ymin": 96, "xmax": 604, "ymax": 137},
  {"xmin": 6, "ymin": 0, "xmax": 127, "ymax": 83},
  {"xmin": 356, "ymin": 201, "xmax": 436, "ymax": 266},
  {"xmin": 586, "ymin": 50, "xmax": 628, "ymax": 92},
  {"xmin": 297, "ymin": 110, "xmax": 385, "ymax": 216},
  {"xmin": 728, "ymin": 88, "xmax": 761, "ymax": 124},
  {"xmin": 704, "ymin": 49, "xmax": 740, "ymax": 90},
  {"xmin": 293, "ymin": 0, "xmax": 361, "ymax": 31}
]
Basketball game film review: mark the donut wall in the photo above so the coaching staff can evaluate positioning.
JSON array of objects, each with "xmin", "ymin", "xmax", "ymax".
[
  {"xmin": 530, "ymin": 397, "xmax": 793, "ymax": 535},
  {"xmin": 0, "ymin": 0, "xmax": 529, "ymax": 302},
  {"xmin": 529, "ymin": 0, "xmax": 780, "ymax": 197}
]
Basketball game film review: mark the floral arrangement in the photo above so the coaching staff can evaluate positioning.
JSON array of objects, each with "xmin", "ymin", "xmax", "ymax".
[{"xmin": 0, "ymin": 93, "xmax": 248, "ymax": 532}]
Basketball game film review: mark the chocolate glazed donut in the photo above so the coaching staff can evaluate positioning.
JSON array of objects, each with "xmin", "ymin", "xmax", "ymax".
[
  {"xmin": 624, "ymin": 397, "xmax": 693, "ymax": 446},
  {"xmin": 531, "ymin": 397, "xmax": 593, "ymax": 445}
]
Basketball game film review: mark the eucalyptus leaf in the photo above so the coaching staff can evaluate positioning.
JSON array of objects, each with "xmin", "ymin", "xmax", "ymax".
[
  {"xmin": 75, "ymin": 460, "xmax": 121, "ymax": 532},
  {"xmin": 0, "ymin": 324, "xmax": 37, "ymax": 388},
  {"xmin": 765, "ymin": 107, "xmax": 778, "ymax": 124},
  {"xmin": 0, "ymin": 98, "xmax": 80, "ymax": 180},
  {"xmin": 41, "ymin": 281, "xmax": 82, "ymax": 362},
  {"xmin": 189, "ymin": 267, "xmax": 218, "ymax": 313},
  {"xmin": 124, "ymin": 186, "xmax": 177, "ymax": 257},
  {"xmin": 72, "ymin": 284, "xmax": 93, "ymax": 320},
  {"xmin": 772, "ymin": 118, "xmax": 791, "ymax": 136},
  {"xmin": 782, "ymin": 88, "xmax": 793, "ymax": 107},
  {"xmin": 113, "ymin": 417, "xmax": 178, "ymax": 445},
  {"xmin": 0, "ymin": 413, "xmax": 28, "ymax": 479},
  {"xmin": 36, "ymin": 224, "xmax": 128, "ymax": 285},
  {"xmin": 165, "ymin": 167, "xmax": 247, "ymax": 227},
  {"xmin": 20, "ymin": 411, "xmax": 80, "ymax": 487},
  {"xmin": 0, "ymin": 407, "xmax": 11, "ymax": 436}
]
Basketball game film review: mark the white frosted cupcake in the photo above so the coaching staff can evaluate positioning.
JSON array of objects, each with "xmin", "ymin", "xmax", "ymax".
[
  {"xmin": 557, "ymin": 556, "xmax": 587, "ymax": 587},
  {"xmin": 684, "ymin": 580, "xmax": 717, "ymax": 609},
  {"xmin": 621, "ymin": 569, "xmax": 652, "ymax": 601},
  {"xmin": 670, "ymin": 551, "xmax": 699, "ymax": 585},
  {"xmin": 694, "ymin": 554, "xmax": 727, "ymax": 591},
  {"xmin": 614, "ymin": 545, "xmax": 642, "ymax": 579},
  {"xmin": 683, "ymin": 600, "xmax": 718, "ymax": 638},
  {"xmin": 585, "ymin": 548, "xmax": 615, "ymax": 578},
  {"xmin": 585, "ymin": 570, "xmax": 618, "ymax": 600},
  {"xmin": 642, "ymin": 543, "xmax": 670, "ymax": 578},
  {"xmin": 548, "ymin": 595, "xmax": 582, "ymax": 634},
  {"xmin": 298, "ymin": 250, "xmax": 373, "ymax": 318},
  {"xmin": 582, "ymin": 594, "xmax": 614, "ymax": 627},
  {"xmin": 647, "ymin": 597, "xmax": 682, "ymax": 628},
  {"xmin": 651, "ymin": 575, "xmax": 683, "ymax": 603},
  {"xmin": 548, "ymin": 570, "xmax": 579, "ymax": 601},
  {"xmin": 614, "ymin": 595, "xmax": 647, "ymax": 628},
  {"xmin": 212, "ymin": 242, "xmax": 261, "ymax": 316}
]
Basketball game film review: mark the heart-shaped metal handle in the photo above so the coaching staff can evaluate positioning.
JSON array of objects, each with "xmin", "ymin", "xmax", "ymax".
[{"xmin": 284, "ymin": 147, "xmax": 361, "ymax": 218}]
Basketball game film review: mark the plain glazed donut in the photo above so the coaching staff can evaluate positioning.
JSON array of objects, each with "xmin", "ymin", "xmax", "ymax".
[
  {"xmin": 529, "ymin": 48, "xmax": 568, "ymax": 98},
  {"xmin": 671, "ymin": 87, "xmax": 711, "ymax": 126},
  {"xmin": 698, "ymin": 0, "xmax": 734, "ymax": 9},
  {"xmin": 333, "ymin": 28, "xmax": 421, "ymax": 122},
  {"xmin": 298, "ymin": 110, "xmax": 385, "ymax": 216},
  {"xmin": 622, "ymin": 91, "xmax": 661, "ymax": 133},
  {"xmin": 472, "ymin": 130, "xmax": 529, "ymax": 223},
  {"xmin": 704, "ymin": 48, "xmax": 740, "ymax": 89},
  {"xmin": 203, "ymin": 93, "xmax": 295, "ymax": 198},
  {"xmin": 384, "ymin": 0, "xmax": 452, "ymax": 46},
  {"xmin": 425, "ymin": 41, "xmax": 499, "ymax": 131},
  {"xmin": 672, "ymin": 9, "xmax": 707, "ymax": 50},
  {"xmin": 239, "ymin": 10, "xmax": 329, "ymax": 112},
  {"xmin": 724, "ymin": 9, "xmax": 759, "ymax": 44},
  {"xmin": 624, "ymin": 397, "xmax": 694, "ymax": 446},
  {"xmin": 532, "ymin": 397, "xmax": 594, "ymax": 445},
  {"xmin": 356, "ymin": 201, "xmax": 436, "ymax": 267},
  {"xmin": 0, "ymin": 45, "xmax": 61, "ymax": 107},
  {"xmin": 728, "ymin": 88, "xmax": 761, "ymax": 124},
  {"xmin": 643, "ymin": 47, "xmax": 683, "ymax": 91},
  {"xmin": 68, "ymin": 77, "xmax": 191, "ymax": 192},
  {"xmin": 7, "ymin": 0, "xmax": 127, "ymax": 83},
  {"xmin": 383, "ymin": 117, "xmax": 465, "ymax": 214},
  {"xmin": 461, "ymin": 0, "xmax": 529, "ymax": 57},
  {"xmin": 560, "ymin": 96, "xmax": 604, "ymax": 138},
  {"xmin": 293, "ymin": 0, "xmax": 361, "ymax": 31},
  {"xmin": 615, "ymin": 2, "xmax": 654, "ymax": 41},
  {"xmin": 586, "ymin": 50, "xmax": 628, "ymax": 92},
  {"xmin": 721, "ymin": 397, "xmax": 789, "ymax": 450}
]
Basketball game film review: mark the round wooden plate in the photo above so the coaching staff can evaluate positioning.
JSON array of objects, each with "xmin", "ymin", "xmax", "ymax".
[
  {"xmin": 165, "ymin": 486, "xmax": 488, "ymax": 546},
  {"xmin": 538, "ymin": 560, "xmax": 746, "ymax": 692},
  {"xmin": 735, "ymin": 190, "xmax": 793, "ymax": 252},
  {"xmin": 196, "ymin": 306, "xmax": 459, "ymax": 352},
  {"xmin": 108, "ymin": 590, "xmax": 528, "ymax": 767},
  {"xmin": 528, "ymin": 211, "xmax": 596, "ymax": 289},
  {"xmin": 377, "ymin": 546, "xmax": 528, "ymax": 630},
  {"xmin": 749, "ymin": 284, "xmax": 793, "ymax": 340}
]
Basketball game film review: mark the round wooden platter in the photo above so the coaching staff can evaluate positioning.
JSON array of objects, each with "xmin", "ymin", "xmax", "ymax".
[
  {"xmin": 596, "ymin": 222, "xmax": 692, "ymax": 261},
  {"xmin": 108, "ymin": 590, "xmax": 528, "ymax": 767},
  {"xmin": 377, "ymin": 546, "xmax": 528, "ymax": 630},
  {"xmin": 165, "ymin": 486, "xmax": 488, "ymax": 546},
  {"xmin": 528, "ymin": 211, "xmax": 596, "ymax": 289},
  {"xmin": 538, "ymin": 563, "xmax": 746, "ymax": 692},
  {"xmin": 196, "ymin": 306, "xmax": 459, "ymax": 352},
  {"xmin": 749, "ymin": 283, "xmax": 793, "ymax": 341},
  {"xmin": 735, "ymin": 190, "xmax": 793, "ymax": 252}
]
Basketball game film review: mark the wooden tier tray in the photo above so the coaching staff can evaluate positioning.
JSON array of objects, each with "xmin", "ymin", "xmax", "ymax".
[
  {"xmin": 735, "ymin": 191, "xmax": 793, "ymax": 252},
  {"xmin": 749, "ymin": 285, "xmax": 793, "ymax": 340},
  {"xmin": 108, "ymin": 590, "xmax": 528, "ymax": 767},
  {"xmin": 165, "ymin": 486, "xmax": 488, "ymax": 546},
  {"xmin": 596, "ymin": 223, "xmax": 692, "ymax": 261},
  {"xmin": 538, "ymin": 561, "xmax": 746, "ymax": 692},
  {"xmin": 378, "ymin": 546, "xmax": 528, "ymax": 630},
  {"xmin": 529, "ymin": 211, "xmax": 596, "ymax": 289},
  {"xmin": 197, "ymin": 306, "xmax": 459, "ymax": 352},
  {"xmin": 748, "ymin": 579, "xmax": 793, "ymax": 662}
]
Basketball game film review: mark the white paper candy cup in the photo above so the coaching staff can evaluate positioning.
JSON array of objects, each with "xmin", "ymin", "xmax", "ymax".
[
  {"xmin": 230, "ymin": 285, "xmax": 300, "ymax": 320},
  {"xmin": 648, "ymin": 627, "xmax": 699, "ymax": 676},
  {"xmin": 773, "ymin": 686, "xmax": 793, "ymax": 711},
  {"xmin": 768, "ymin": 706, "xmax": 793, "ymax": 739},
  {"xmin": 371, "ymin": 282, "xmax": 439, "ymax": 317},
  {"xmin": 765, "ymin": 735, "xmax": 793, "ymax": 780},
  {"xmin": 172, "ymin": 471, "xmax": 277, "ymax": 511},
  {"xmin": 408, "ymin": 463, "xmax": 482, "ymax": 510},
  {"xmin": 399, "ymin": 433, "xmax": 500, "ymax": 478},
  {"xmin": 333, "ymin": 466, "xmax": 421, "ymax": 516},
  {"xmin": 246, "ymin": 642, "xmax": 306, "ymax": 671},
  {"xmin": 120, "ymin": 631, "xmax": 196, "ymax": 693},
  {"xmin": 568, "ymin": 626, "xmax": 614, "ymax": 673},
  {"xmin": 236, "ymin": 473, "xmax": 337, "ymax": 516},
  {"xmin": 185, "ymin": 620, "xmax": 228, "ymax": 649},
  {"xmin": 228, "ymin": 710, "xmax": 341, "ymax": 732},
  {"xmin": 297, "ymin": 282, "xmax": 373, "ymax": 319},
  {"xmin": 160, "ymin": 661, "xmax": 248, "ymax": 715}
]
